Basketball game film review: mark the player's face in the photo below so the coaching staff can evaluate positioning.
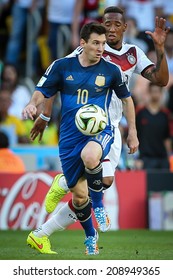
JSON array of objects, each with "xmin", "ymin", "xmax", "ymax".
[
  {"xmin": 102, "ymin": 12, "xmax": 127, "ymax": 49},
  {"xmin": 81, "ymin": 33, "xmax": 106, "ymax": 64}
]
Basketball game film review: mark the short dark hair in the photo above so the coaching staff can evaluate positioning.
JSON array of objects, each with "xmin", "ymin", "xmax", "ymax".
[
  {"xmin": 103, "ymin": 6, "xmax": 125, "ymax": 22},
  {"xmin": 0, "ymin": 131, "xmax": 9, "ymax": 148},
  {"xmin": 80, "ymin": 22, "xmax": 107, "ymax": 42}
]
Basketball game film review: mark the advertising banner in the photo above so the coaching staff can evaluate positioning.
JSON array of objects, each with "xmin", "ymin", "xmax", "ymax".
[{"xmin": 0, "ymin": 171, "xmax": 147, "ymax": 230}]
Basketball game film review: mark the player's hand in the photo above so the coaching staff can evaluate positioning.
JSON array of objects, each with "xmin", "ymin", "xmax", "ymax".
[
  {"xmin": 22, "ymin": 104, "xmax": 37, "ymax": 120},
  {"xmin": 145, "ymin": 16, "xmax": 170, "ymax": 47},
  {"xmin": 30, "ymin": 116, "xmax": 47, "ymax": 142},
  {"xmin": 126, "ymin": 132, "xmax": 139, "ymax": 154}
]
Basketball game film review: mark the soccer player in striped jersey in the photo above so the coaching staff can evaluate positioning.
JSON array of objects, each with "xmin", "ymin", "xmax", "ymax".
[{"xmin": 23, "ymin": 22, "xmax": 138, "ymax": 255}]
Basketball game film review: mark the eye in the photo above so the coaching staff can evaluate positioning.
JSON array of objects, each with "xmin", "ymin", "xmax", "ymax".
[{"xmin": 105, "ymin": 22, "xmax": 111, "ymax": 27}]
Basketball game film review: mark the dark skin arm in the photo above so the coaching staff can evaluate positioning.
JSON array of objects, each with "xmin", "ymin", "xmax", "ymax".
[
  {"xmin": 22, "ymin": 91, "xmax": 56, "ymax": 142},
  {"xmin": 142, "ymin": 17, "xmax": 170, "ymax": 86}
]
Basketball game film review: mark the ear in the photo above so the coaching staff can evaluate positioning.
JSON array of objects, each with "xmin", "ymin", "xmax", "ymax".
[
  {"xmin": 123, "ymin": 23, "xmax": 127, "ymax": 33},
  {"xmin": 80, "ymin": 38, "xmax": 86, "ymax": 47}
]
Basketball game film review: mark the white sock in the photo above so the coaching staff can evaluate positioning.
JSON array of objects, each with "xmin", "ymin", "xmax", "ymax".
[
  {"xmin": 33, "ymin": 202, "xmax": 77, "ymax": 237},
  {"xmin": 59, "ymin": 175, "xmax": 69, "ymax": 192}
]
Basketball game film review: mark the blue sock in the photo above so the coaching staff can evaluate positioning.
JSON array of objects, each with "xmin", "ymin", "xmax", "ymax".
[
  {"xmin": 85, "ymin": 162, "xmax": 103, "ymax": 209},
  {"xmin": 73, "ymin": 199, "xmax": 95, "ymax": 237}
]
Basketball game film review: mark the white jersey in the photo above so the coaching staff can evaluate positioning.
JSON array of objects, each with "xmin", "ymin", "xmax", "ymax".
[{"xmin": 103, "ymin": 42, "xmax": 154, "ymax": 128}]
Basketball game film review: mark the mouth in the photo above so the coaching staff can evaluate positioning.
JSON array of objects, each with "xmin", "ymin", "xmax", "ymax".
[
  {"xmin": 96, "ymin": 53, "xmax": 102, "ymax": 58},
  {"xmin": 107, "ymin": 34, "xmax": 116, "ymax": 40}
]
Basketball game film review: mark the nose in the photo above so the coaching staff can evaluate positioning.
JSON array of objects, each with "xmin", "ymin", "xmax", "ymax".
[
  {"xmin": 98, "ymin": 45, "xmax": 104, "ymax": 53},
  {"xmin": 109, "ymin": 24, "xmax": 116, "ymax": 32}
]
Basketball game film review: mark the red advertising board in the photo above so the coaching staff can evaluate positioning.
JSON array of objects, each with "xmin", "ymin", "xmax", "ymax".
[
  {"xmin": 116, "ymin": 170, "xmax": 147, "ymax": 229},
  {"xmin": 0, "ymin": 171, "xmax": 147, "ymax": 230}
]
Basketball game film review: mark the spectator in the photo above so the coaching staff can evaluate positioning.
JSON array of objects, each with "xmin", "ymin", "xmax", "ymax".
[
  {"xmin": 0, "ymin": 0, "xmax": 12, "ymax": 60},
  {"xmin": 1, "ymin": 63, "xmax": 32, "ymax": 119},
  {"xmin": 135, "ymin": 83, "xmax": 172, "ymax": 171},
  {"xmin": 161, "ymin": 2, "xmax": 173, "ymax": 29},
  {"xmin": 0, "ymin": 130, "xmax": 26, "ymax": 173},
  {"xmin": 164, "ymin": 30, "xmax": 173, "ymax": 125},
  {"xmin": 124, "ymin": 17, "xmax": 149, "ymax": 53},
  {"xmin": 47, "ymin": 0, "xmax": 83, "ymax": 61},
  {"xmin": 121, "ymin": 0, "xmax": 163, "ymax": 32},
  {"xmin": 121, "ymin": 0, "xmax": 163, "ymax": 52},
  {"xmin": 4, "ymin": 0, "xmax": 45, "ymax": 78},
  {"xmin": 0, "ymin": 89, "xmax": 30, "ymax": 144},
  {"xmin": 71, "ymin": 0, "xmax": 119, "ymax": 52}
]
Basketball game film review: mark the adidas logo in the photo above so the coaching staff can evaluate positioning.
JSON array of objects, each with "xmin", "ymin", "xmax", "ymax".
[
  {"xmin": 66, "ymin": 75, "xmax": 74, "ymax": 81},
  {"xmin": 105, "ymin": 55, "xmax": 112, "ymax": 61}
]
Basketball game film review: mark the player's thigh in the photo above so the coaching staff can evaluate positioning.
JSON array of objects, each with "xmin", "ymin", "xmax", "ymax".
[
  {"xmin": 108, "ymin": 127, "xmax": 122, "ymax": 170},
  {"xmin": 102, "ymin": 127, "xmax": 121, "ymax": 179},
  {"xmin": 60, "ymin": 147, "xmax": 85, "ymax": 188},
  {"xmin": 91, "ymin": 127, "xmax": 114, "ymax": 160}
]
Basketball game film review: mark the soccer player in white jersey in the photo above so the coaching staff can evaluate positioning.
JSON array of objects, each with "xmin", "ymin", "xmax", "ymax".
[{"xmin": 23, "ymin": 7, "xmax": 170, "ymax": 254}]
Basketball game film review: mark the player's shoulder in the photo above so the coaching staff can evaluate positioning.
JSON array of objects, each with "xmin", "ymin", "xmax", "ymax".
[
  {"xmin": 121, "ymin": 42, "xmax": 142, "ymax": 52},
  {"xmin": 45, "ymin": 55, "xmax": 77, "ymax": 75},
  {"xmin": 66, "ymin": 46, "xmax": 83, "ymax": 57},
  {"xmin": 101, "ymin": 57, "xmax": 123, "ymax": 78},
  {"xmin": 101, "ymin": 56, "xmax": 120, "ymax": 70}
]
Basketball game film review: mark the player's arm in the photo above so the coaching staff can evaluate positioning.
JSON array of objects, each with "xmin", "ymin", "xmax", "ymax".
[
  {"xmin": 142, "ymin": 17, "xmax": 170, "ymax": 86},
  {"xmin": 121, "ymin": 96, "xmax": 139, "ymax": 154},
  {"xmin": 22, "ymin": 90, "xmax": 44, "ymax": 120},
  {"xmin": 30, "ymin": 96, "xmax": 56, "ymax": 142}
]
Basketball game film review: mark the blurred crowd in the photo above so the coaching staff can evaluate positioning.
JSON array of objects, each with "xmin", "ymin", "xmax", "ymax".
[{"xmin": 0, "ymin": 0, "xmax": 173, "ymax": 172}]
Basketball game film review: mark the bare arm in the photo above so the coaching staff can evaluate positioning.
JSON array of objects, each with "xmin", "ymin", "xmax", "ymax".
[
  {"xmin": 122, "ymin": 96, "xmax": 139, "ymax": 154},
  {"xmin": 142, "ymin": 17, "xmax": 170, "ymax": 86},
  {"xmin": 30, "ymin": 96, "xmax": 56, "ymax": 142},
  {"xmin": 22, "ymin": 90, "xmax": 45, "ymax": 120}
]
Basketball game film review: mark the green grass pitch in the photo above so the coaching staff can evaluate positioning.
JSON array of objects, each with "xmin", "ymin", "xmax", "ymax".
[{"xmin": 0, "ymin": 229, "xmax": 172, "ymax": 260}]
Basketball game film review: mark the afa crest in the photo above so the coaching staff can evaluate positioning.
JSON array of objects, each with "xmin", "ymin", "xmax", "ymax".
[{"xmin": 95, "ymin": 76, "xmax": 105, "ymax": 87}]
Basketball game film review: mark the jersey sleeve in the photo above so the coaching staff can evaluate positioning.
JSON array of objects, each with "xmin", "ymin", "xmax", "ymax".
[
  {"xmin": 35, "ymin": 60, "xmax": 63, "ymax": 97},
  {"xmin": 135, "ymin": 46, "xmax": 154, "ymax": 74},
  {"xmin": 111, "ymin": 66, "xmax": 131, "ymax": 99}
]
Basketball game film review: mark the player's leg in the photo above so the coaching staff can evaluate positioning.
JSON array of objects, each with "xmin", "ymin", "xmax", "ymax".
[
  {"xmin": 44, "ymin": 129, "xmax": 117, "ymax": 232},
  {"xmin": 81, "ymin": 128, "xmax": 114, "ymax": 232},
  {"xmin": 101, "ymin": 127, "xmax": 122, "ymax": 229},
  {"xmin": 45, "ymin": 173, "xmax": 69, "ymax": 213},
  {"xmin": 102, "ymin": 126, "xmax": 122, "ymax": 190},
  {"xmin": 61, "ymin": 148, "xmax": 99, "ymax": 255},
  {"xmin": 27, "ymin": 201, "xmax": 77, "ymax": 254},
  {"xmin": 70, "ymin": 177, "xmax": 99, "ymax": 255}
]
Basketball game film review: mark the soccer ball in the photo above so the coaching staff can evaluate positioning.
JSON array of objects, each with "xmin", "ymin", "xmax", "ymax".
[{"xmin": 75, "ymin": 104, "xmax": 107, "ymax": 136}]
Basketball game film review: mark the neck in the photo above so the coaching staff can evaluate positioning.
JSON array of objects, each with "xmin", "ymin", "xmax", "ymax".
[
  {"xmin": 107, "ymin": 40, "xmax": 123, "ymax": 51},
  {"xmin": 147, "ymin": 102, "xmax": 161, "ymax": 113},
  {"xmin": 78, "ymin": 53, "xmax": 100, "ymax": 67}
]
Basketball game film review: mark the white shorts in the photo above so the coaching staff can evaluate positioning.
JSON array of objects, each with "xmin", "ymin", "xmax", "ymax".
[{"xmin": 102, "ymin": 127, "xmax": 122, "ymax": 177}]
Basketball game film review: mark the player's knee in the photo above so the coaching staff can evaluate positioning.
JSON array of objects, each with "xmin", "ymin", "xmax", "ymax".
[
  {"xmin": 73, "ymin": 196, "xmax": 88, "ymax": 207},
  {"xmin": 103, "ymin": 176, "xmax": 114, "ymax": 188},
  {"xmin": 81, "ymin": 150, "xmax": 99, "ymax": 169},
  {"xmin": 72, "ymin": 189, "xmax": 88, "ymax": 206}
]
